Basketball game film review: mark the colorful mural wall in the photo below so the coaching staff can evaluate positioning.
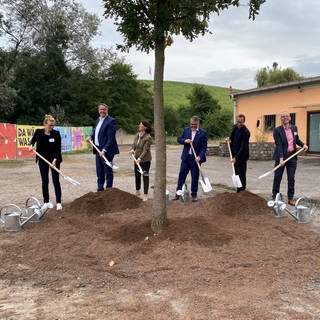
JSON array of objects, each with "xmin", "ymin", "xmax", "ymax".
[{"xmin": 0, "ymin": 123, "xmax": 92, "ymax": 160}]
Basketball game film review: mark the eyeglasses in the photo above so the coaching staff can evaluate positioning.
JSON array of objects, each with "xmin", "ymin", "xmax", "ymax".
[{"xmin": 190, "ymin": 123, "xmax": 198, "ymax": 126}]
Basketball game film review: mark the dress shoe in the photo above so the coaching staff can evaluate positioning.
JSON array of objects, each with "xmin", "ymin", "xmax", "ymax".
[
  {"xmin": 288, "ymin": 199, "xmax": 295, "ymax": 206},
  {"xmin": 192, "ymin": 196, "xmax": 198, "ymax": 202},
  {"xmin": 172, "ymin": 194, "xmax": 180, "ymax": 200}
]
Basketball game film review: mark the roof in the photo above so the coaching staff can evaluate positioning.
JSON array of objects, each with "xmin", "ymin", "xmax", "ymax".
[{"xmin": 232, "ymin": 76, "xmax": 320, "ymax": 98}]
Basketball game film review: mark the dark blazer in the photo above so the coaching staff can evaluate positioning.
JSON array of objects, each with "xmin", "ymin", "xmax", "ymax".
[
  {"xmin": 230, "ymin": 125, "xmax": 250, "ymax": 161},
  {"xmin": 177, "ymin": 127, "xmax": 207, "ymax": 164},
  {"xmin": 273, "ymin": 125, "xmax": 304, "ymax": 161},
  {"xmin": 30, "ymin": 129, "xmax": 62, "ymax": 163},
  {"xmin": 91, "ymin": 116, "xmax": 119, "ymax": 158}
]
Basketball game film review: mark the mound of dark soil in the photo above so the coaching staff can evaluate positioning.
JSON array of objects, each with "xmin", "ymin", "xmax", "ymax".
[{"xmin": 65, "ymin": 188, "xmax": 142, "ymax": 214}]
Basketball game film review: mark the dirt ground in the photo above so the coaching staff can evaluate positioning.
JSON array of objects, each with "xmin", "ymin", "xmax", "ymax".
[{"xmin": 1, "ymin": 147, "xmax": 320, "ymax": 319}]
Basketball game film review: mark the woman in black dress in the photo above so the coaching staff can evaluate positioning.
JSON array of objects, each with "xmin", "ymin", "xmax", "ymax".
[{"xmin": 29, "ymin": 115, "xmax": 63, "ymax": 210}]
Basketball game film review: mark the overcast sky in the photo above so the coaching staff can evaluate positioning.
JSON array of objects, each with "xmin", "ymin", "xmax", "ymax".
[{"xmin": 78, "ymin": 0, "xmax": 320, "ymax": 89}]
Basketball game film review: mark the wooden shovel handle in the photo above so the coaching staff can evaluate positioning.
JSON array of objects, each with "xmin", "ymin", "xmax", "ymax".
[
  {"xmin": 189, "ymin": 141, "xmax": 203, "ymax": 173},
  {"xmin": 282, "ymin": 147, "xmax": 305, "ymax": 164},
  {"xmin": 131, "ymin": 154, "xmax": 144, "ymax": 174},
  {"xmin": 226, "ymin": 139, "xmax": 236, "ymax": 175},
  {"xmin": 32, "ymin": 149, "xmax": 62, "ymax": 175}
]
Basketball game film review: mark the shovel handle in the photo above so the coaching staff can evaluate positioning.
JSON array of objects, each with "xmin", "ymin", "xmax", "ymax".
[
  {"xmin": 258, "ymin": 147, "xmax": 305, "ymax": 179},
  {"xmin": 131, "ymin": 154, "xmax": 144, "ymax": 175},
  {"xmin": 32, "ymin": 149, "xmax": 62, "ymax": 175},
  {"xmin": 190, "ymin": 142, "xmax": 204, "ymax": 176},
  {"xmin": 87, "ymin": 139, "xmax": 115, "ymax": 169},
  {"xmin": 226, "ymin": 139, "xmax": 236, "ymax": 175}
]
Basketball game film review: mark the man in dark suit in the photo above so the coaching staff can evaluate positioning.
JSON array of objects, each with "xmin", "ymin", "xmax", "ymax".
[
  {"xmin": 227, "ymin": 114, "xmax": 250, "ymax": 192},
  {"xmin": 272, "ymin": 112, "xmax": 308, "ymax": 205},
  {"xmin": 173, "ymin": 116, "xmax": 207, "ymax": 202},
  {"xmin": 89, "ymin": 103, "xmax": 119, "ymax": 191}
]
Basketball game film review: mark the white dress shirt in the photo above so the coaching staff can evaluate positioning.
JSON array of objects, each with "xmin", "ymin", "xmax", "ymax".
[{"xmin": 94, "ymin": 116, "xmax": 106, "ymax": 146}]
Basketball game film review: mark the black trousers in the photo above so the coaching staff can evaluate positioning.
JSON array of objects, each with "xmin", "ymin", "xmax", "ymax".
[
  {"xmin": 272, "ymin": 157, "xmax": 297, "ymax": 199},
  {"xmin": 234, "ymin": 159, "xmax": 247, "ymax": 192},
  {"xmin": 135, "ymin": 161, "xmax": 151, "ymax": 194},
  {"xmin": 38, "ymin": 159, "xmax": 61, "ymax": 203}
]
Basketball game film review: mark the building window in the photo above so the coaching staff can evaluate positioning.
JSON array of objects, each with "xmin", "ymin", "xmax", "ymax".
[
  {"xmin": 290, "ymin": 113, "xmax": 296, "ymax": 125},
  {"xmin": 264, "ymin": 114, "xmax": 276, "ymax": 131}
]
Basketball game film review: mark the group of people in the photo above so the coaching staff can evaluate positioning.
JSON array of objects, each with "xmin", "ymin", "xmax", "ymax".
[
  {"xmin": 29, "ymin": 103, "xmax": 153, "ymax": 209},
  {"xmin": 29, "ymin": 104, "xmax": 308, "ymax": 210}
]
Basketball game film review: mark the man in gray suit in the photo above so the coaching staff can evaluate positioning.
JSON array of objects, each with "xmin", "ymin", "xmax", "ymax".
[{"xmin": 272, "ymin": 112, "xmax": 308, "ymax": 205}]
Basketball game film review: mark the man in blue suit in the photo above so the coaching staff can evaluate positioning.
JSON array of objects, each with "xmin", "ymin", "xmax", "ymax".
[
  {"xmin": 89, "ymin": 103, "xmax": 119, "ymax": 191},
  {"xmin": 173, "ymin": 116, "xmax": 208, "ymax": 202},
  {"xmin": 272, "ymin": 112, "xmax": 308, "ymax": 205}
]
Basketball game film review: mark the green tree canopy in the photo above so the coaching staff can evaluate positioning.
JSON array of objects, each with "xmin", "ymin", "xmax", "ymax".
[{"xmin": 255, "ymin": 62, "xmax": 304, "ymax": 87}]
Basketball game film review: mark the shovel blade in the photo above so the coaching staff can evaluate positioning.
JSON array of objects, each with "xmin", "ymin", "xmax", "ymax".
[
  {"xmin": 136, "ymin": 168, "xmax": 144, "ymax": 175},
  {"xmin": 232, "ymin": 174, "xmax": 242, "ymax": 188},
  {"xmin": 231, "ymin": 175, "xmax": 238, "ymax": 188},
  {"xmin": 64, "ymin": 176, "xmax": 80, "ymax": 186},
  {"xmin": 200, "ymin": 177, "xmax": 212, "ymax": 193}
]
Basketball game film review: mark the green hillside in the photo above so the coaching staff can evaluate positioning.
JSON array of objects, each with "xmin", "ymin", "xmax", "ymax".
[{"xmin": 140, "ymin": 80, "xmax": 235, "ymax": 112}]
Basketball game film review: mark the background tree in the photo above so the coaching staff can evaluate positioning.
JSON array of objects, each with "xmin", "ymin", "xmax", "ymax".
[
  {"xmin": 0, "ymin": 50, "xmax": 17, "ymax": 120},
  {"xmin": 1, "ymin": 0, "xmax": 154, "ymax": 129},
  {"xmin": 104, "ymin": 62, "xmax": 153, "ymax": 133},
  {"xmin": 102, "ymin": 0, "xmax": 265, "ymax": 233},
  {"xmin": 255, "ymin": 62, "xmax": 304, "ymax": 87},
  {"xmin": 0, "ymin": 0, "xmax": 108, "ymax": 70},
  {"xmin": 178, "ymin": 86, "xmax": 232, "ymax": 138}
]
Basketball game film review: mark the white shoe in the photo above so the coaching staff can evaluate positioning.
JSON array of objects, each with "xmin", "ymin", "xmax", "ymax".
[
  {"xmin": 143, "ymin": 194, "xmax": 148, "ymax": 202},
  {"xmin": 135, "ymin": 190, "xmax": 141, "ymax": 196},
  {"xmin": 56, "ymin": 203, "xmax": 62, "ymax": 211}
]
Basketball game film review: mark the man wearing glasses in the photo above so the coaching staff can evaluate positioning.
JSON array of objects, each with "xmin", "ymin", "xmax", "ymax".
[
  {"xmin": 272, "ymin": 112, "xmax": 308, "ymax": 205},
  {"xmin": 173, "ymin": 116, "xmax": 208, "ymax": 202}
]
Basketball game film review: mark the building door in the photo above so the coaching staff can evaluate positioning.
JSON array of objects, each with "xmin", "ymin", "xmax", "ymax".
[{"xmin": 308, "ymin": 112, "xmax": 320, "ymax": 153}]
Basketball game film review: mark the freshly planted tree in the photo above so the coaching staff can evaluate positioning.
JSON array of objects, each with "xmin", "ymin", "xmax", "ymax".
[{"xmin": 106, "ymin": 0, "xmax": 265, "ymax": 232}]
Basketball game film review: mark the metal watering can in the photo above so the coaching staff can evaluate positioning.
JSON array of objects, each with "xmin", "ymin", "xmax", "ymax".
[
  {"xmin": 0, "ymin": 204, "xmax": 24, "ymax": 232},
  {"xmin": 267, "ymin": 193, "xmax": 287, "ymax": 218},
  {"xmin": 177, "ymin": 184, "xmax": 191, "ymax": 204},
  {"xmin": 0, "ymin": 197, "xmax": 52, "ymax": 232},
  {"xmin": 267, "ymin": 193, "xmax": 315, "ymax": 224},
  {"xmin": 24, "ymin": 197, "xmax": 52, "ymax": 222}
]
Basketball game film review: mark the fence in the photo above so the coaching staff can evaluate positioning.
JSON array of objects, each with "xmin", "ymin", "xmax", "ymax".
[{"xmin": 0, "ymin": 123, "xmax": 93, "ymax": 160}]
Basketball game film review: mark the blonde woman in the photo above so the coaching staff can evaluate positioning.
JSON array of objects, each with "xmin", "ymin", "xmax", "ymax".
[
  {"xmin": 129, "ymin": 121, "xmax": 152, "ymax": 201},
  {"xmin": 29, "ymin": 115, "xmax": 63, "ymax": 210}
]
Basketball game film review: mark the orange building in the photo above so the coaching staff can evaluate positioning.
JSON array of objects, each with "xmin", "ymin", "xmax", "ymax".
[{"xmin": 232, "ymin": 77, "xmax": 320, "ymax": 153}]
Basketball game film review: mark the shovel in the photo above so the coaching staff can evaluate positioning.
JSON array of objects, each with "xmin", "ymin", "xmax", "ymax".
[
  {"xmin": 32, "ymin": 149, "xmax": 80, "ymax": 186},
  {"xmin": 226, "ymin": 139, "xmax": 242, "ymax": 188},
  {"xmin": 131, "ymin": 154, "xmax": 148, "ymax": 176},
  {"xmin": 190, "ymin": 142, "xmax": 212, "ymax": 193},
  {"xmin": 88, "ymin": 139, "xmax": 119, "ymax": 170},
  {"xmin": 258, "ymin": 148, "xmax": 305, "ymax": 179}
]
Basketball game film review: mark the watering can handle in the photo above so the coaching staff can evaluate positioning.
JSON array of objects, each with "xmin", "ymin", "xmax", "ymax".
[
  {"xmin": 25, "ymin": 197, "xmax": 41, "ymax": 209},
  {"xmin": 0, "ymin": 204, "xmax": 23, "ymax": 222}
]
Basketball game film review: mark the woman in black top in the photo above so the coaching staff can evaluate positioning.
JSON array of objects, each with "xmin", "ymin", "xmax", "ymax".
[{"xmin": 29, "ymin": 115, "xmax": 63, "ymax": 210}]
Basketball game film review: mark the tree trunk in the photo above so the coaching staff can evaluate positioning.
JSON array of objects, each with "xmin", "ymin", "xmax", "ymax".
[{"xmin": 151, "ymin": 38, "xmax": 168, "ymax": 233}]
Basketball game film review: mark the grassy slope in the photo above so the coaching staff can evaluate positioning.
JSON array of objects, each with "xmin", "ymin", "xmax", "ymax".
[{"xmin": 140, "ymin": 80, "xmax": 235, "ymax": 111}]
